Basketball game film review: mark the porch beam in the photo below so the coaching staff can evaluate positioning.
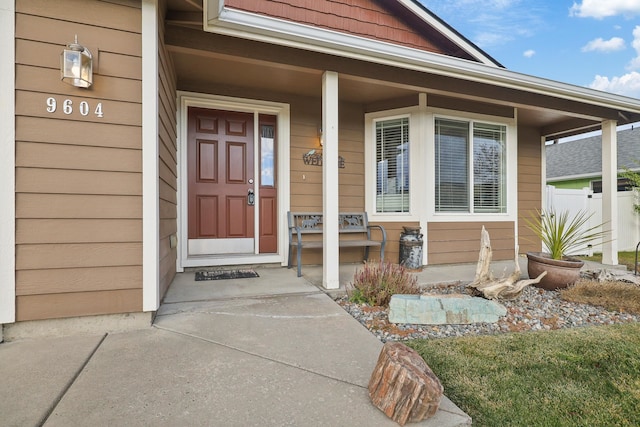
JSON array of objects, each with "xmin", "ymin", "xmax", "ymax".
[
  {"xmin": 322, "ymin": 71, "xmax": 340, "ymax": 290},
  {"xmin": 541, "ymin": 118, "xmax": 600, "ymax": 140},
  {"xmin": 601, "ymin": 120, "xmax": 618, "ymax": 265}
]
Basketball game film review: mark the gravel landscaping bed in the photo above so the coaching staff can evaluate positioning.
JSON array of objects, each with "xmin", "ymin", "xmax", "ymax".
[{"xmin": 336, "ymin": 282, "xmax": 640, "ymax": 342}]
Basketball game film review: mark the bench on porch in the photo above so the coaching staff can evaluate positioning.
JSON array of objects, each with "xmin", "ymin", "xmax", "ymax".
[{"xmin": 287, "ymin": 211, "xmax": 387, "ymax": 277}]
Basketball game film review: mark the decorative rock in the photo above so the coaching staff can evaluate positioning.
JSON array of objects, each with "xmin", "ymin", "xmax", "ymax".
[
  {"xmin": 389, "ymin": 293, "xmax": 507, "ymax": 325},
  {"xmin": 581, "ymin": 268, "xmax": 640, "ymax": 285},
  {"xmin": 369, "ymin": 342, "xmax": 443, "ymax": 426}
]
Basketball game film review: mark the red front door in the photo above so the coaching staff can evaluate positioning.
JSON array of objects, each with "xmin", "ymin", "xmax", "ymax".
[{"xmin": 187, "ymin": 107, "xmax": 255, "ymax": 254}]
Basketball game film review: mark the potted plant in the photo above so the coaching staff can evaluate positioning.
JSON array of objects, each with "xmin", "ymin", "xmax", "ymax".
[{"xmin": 524, "ymin": 209, "xmax": 609, "ymax": 290}]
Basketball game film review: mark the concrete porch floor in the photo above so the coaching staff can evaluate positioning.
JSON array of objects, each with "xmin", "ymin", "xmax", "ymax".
[{"xmin": 158, "ymin": 263, "xmax": 474, "ymax": 426}]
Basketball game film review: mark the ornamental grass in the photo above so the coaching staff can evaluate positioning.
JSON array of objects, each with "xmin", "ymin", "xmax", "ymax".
[
  {"xmin": 347, "ymin": 260, "xmax": 419, "ymax": 307},
  {"xmin": 561, "ymin": 279, "xmax": 640, "ymax": 315}
]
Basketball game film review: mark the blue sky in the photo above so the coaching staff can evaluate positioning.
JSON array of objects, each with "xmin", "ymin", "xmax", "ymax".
[{"xmin": 418, "ymin": 0, "xmax": 640, "ymax": 99}]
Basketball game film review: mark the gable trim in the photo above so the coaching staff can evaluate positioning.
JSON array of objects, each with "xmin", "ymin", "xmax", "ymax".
[
  {"xmin": 0, "ymin": 0, "xmax": 15, "ymax": 324},
  {"xmin": 205, "ymin": 2, "xmax": 500, "ymax": 68},
  {"xmin": 203, "ymin": 2, "xmax": 640, "ymax": 118},
  {"xmin": 397, "ymin": 0, "xmax": 502, "ymax": 66}
]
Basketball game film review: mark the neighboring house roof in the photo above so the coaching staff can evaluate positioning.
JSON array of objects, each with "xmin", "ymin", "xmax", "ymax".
[{"xmin": 546, "ymin": 127, "xmax": 640, "ymax": 181}]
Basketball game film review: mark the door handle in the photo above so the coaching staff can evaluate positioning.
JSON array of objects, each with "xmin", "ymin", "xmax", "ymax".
[{"xmin": 248, "ymin": 189, "xmax": 255, "ymax": 206}]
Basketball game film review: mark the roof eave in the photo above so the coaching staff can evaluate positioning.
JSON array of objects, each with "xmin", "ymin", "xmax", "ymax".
[
  {"xmin": 548, "ymin": 167, "xmax": 640, "ymax": 181},
  {"xmin": 547, "ymin": 173, "xmax": 600, "ymax": 181}
]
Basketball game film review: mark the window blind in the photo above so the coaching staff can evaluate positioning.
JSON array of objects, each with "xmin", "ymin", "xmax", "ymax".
[
  {"xmin": 473, "ymin": 123, "xmax": 506, "ymax": 213},
  {"xmin": 376, "ymin": 118, "xmax": 409, "ymax": 213},
  {"xmin": 435, "ymin": 118, "xmax": 469, "ymax": 212}
]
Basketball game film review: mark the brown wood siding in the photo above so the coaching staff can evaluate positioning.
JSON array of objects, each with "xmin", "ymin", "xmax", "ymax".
[
  {"xmin": 517, "ymin": 125, "xmax": 543, "ymax": 254},
  {"xmin": 287, "ymin": 98, "xmax": 368, "ymax": 265},
  {"xmin": 371, "ymin": 221, "xmax": 419, "ymax": 264},
  {"xmin": 159, "ymin": 1, "xmax": 178, "ymax": 299},
  {"xmin": 427, "ymin": 222, "xmax": 515, "ymax": 264},
  {"xmin": 16, "ymin": 266, "xmax": 142, "ymax": 295},
  {"xmin": 290, "ymin": 96, "xmax": 323, "ymax": 212},
  {"xmin": 16, "ymin": 290, "xmax": 142, "ymax": 322},
  {"xmin": 225, "ymin": 0, "xmax": 477, "ymax": 60},
  {"xmin": 14, "ymin": 0, "xmax": 143, "ymax": 321}
]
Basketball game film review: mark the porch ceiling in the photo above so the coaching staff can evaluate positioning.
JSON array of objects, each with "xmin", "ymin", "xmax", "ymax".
[
  {"xmin": 169, "ymin": 45, "xmax": 589, "ymax": 135},
  {"xmin": 170, "ymin": 49, "xmax": 417, "ymax": 104}
]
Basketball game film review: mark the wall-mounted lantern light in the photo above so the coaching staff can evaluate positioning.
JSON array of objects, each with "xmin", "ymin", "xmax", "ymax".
[
  {"xmin": 318, "ymin": 127, "xmax": 324, "ymax": 147},
  {"xmin": 60, "ymin": 35, "xmax": 93, "ymax": 88}
]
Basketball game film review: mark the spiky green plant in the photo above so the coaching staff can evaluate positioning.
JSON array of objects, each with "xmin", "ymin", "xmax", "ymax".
[{"xmin": 524, "ymin": 209, "xmax": 610, "ymax": 260}]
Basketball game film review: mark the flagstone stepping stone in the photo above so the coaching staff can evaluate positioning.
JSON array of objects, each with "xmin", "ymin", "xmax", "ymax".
[{"xmin": 389, "ymin": 293, "xmax": 507, "ymax": 325}]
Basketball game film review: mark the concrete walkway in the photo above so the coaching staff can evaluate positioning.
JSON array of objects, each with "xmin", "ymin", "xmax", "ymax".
[{"xmin": 0, "ymin": 264, "xmax": 473, "ymax": 427}]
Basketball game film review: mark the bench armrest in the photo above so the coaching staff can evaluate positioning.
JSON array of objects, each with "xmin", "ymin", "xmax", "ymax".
[
  {"xmin": 367, "ymin": 224, "xmax": 387, "ymax": 243},
  {"xmin": 294, "ymin": 226, "xmax": 304, "ymax": 245}
]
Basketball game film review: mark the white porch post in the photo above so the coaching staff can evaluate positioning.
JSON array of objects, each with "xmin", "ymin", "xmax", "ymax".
[
  {"xmin": 0, "ymin": 0, "xmax": 16, "ymax": 326},
  {"xmin": 142, "ymin": 0, "xmax": 160, "ymax": 310},
  {"xmin": 322, "ymin": 71, "xmax": 340, "ymax": 289},
  {"xmin": 601, "ymin": 120, "xmax": 618, "ymax": 265}
]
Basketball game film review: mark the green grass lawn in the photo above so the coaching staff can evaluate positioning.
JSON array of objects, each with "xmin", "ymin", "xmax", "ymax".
[
  {"xmin": 578, "ymin": 251, "xmax": 638, "ymax": 271},
  {"xmin": 408, "ymin": 323, "xmax": 640, "ymax": 427}
]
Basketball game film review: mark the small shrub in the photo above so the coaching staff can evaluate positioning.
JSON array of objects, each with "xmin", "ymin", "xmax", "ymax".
[{"xmin": 347, "ymin": 260, "xmax": 420, "ymax": 307}]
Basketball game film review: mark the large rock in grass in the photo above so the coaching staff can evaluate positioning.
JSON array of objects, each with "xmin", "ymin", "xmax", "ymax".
[
  {"xmin": 389, "ymin": 294, "xmax": 507, "ymax": 325},
  {"xmin": 369, "ymin": 342, "xmax": 443, "ymax": 426}
]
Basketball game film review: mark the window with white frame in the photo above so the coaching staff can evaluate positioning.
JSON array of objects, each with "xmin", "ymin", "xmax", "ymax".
[
  {"xmin": 375, "ymin": 117, "xmax": 410, "ymax": 213},
  {"xmin": 435, "ymin": 118, "xmax": 507, "ymax": 213}
]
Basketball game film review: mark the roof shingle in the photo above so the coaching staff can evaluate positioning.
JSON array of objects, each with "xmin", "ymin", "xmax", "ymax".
[{"xmin": 546, "ymin": 126, "xmax": 640, "ymax": 180}]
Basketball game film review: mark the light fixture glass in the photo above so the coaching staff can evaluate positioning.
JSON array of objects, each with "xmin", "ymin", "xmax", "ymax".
[{"xmin": 60, "ymin": 35, "xmax": 93, "ymax": 88}]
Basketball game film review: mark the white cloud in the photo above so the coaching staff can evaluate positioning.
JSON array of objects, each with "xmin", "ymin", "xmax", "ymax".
[
  {"xmin": 582, "ymin": 37, "xmax": 626, "ymax": 52},
  {"xmin": 420, "ymin": 0, "xmax": 543, "ymax": 48},
  {"xmin": 589, "ymin": 72, "xmax": 640, "ymax": 98},
  {"xmin": 587, "ymin": 27, "xmax": 640, "ymax": 98},
  {"xmin": 523, "ymin": 49, "xmax": 536, "ymax": 58},
  {"xmin": 570, "ymin": 0, "xmax": 640, "ymax": 19},
  {"xmin": 627, "ymin": 26, "xmax": 640, "ymax": 69}
]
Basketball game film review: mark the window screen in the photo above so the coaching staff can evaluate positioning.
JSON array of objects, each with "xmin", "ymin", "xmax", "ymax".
[{"xmin": 376, "ymin": 117, "xmax": 409, "ymax": 213}]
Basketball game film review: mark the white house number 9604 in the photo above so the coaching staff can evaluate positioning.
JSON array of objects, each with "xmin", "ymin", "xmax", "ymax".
[{"xmin": 46, "ymin": 97, "xmax": 104, "ymax": 118}]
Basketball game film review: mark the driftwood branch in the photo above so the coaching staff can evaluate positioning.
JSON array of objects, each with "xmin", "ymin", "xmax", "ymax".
[{"xmin": 468, "ymin": 226, "xmax": 547, "ymax": 300}]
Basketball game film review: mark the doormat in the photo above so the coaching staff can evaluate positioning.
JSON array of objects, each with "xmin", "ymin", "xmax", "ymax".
[{"xmin": 195, "ymin": 269, "xmax": 259, "ymax": 281}]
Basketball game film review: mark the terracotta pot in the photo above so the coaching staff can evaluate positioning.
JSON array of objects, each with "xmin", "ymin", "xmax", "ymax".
[{"xmin": 526, "ymin": 251, "xmax": 584, "ymax": 290}]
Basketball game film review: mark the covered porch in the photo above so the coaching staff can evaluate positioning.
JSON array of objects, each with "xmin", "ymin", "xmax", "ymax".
[{"xmin": 160, "ymin": 0, "xmax": 640, "ymax": 292}]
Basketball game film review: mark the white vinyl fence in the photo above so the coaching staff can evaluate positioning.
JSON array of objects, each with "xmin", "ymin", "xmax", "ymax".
[{"xmin": 545, "ymin": 185, "xmax": 640, "ymax": 254}]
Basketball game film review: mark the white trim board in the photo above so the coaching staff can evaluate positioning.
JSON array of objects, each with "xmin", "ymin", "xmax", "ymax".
[
  {"xmin": 142, "ymin": 0, "xmax": 160, "ymax": 312},
  {"xmin": 0, "ymin": 0, "xmax": 16, "ymax": 324},
  {"xmin": 176, "ymin": 92, "xmax": 291, "ymax": 271}
]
